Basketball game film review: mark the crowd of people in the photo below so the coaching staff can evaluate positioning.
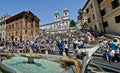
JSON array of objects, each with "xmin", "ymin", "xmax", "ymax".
[
  {"xmin": 1, "ymin": 29, "xmax": 120, "ymax": 63},
  {"xmin": 1, "ymin": 30, "xmax": 95, "ymax": 56},
  {"xmin": 99, "ymin": 36, "xmax": 120, "ymax": 63}
]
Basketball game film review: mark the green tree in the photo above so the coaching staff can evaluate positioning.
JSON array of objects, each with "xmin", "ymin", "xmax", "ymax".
[
  {"xmin": 78, "ymin": 8, "xmax": 83, "ymax": 15},
  {"xmin": 81, "ymin": 22, "xmax": 88, "ymax": 28},
  {"xmin": 70, "ymin": 20, "xmax": 76, "ymax": 27}
]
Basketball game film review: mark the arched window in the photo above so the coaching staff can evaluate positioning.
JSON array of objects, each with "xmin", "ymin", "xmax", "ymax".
[
  {"xmin": 12, "ymin": 24, "xmax": 14, "ymax": 29},
  {"xmin": 25, "ymin": 21, "xmax": 28, "ymax": 28}
]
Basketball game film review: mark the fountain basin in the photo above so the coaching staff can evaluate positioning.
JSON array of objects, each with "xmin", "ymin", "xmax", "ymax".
[{"xmin": 2, "ymin": 56, "xmax": 64, "ymax": 73}]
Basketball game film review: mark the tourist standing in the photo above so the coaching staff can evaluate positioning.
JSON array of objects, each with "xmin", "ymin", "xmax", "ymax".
[
  {"xmin": 58, "ymin": 41, "xmax": 64, "ymax": 55},
  {"xmin": 64, "ymin": 41, "xmax": 69, "ymax": 56},
  {"xmin": 72, "ymin": 37, "xmax": 78, "ymax": 49},
  {"xmin": 78, "ymin": 39, "xmax": 84, "ymax": 49}
]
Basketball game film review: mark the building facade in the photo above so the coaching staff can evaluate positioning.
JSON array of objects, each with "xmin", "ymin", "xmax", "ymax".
[
  {"xmin": 40, "ymin": 22, "xmax": 54, "ymax": 32},
  {"xmin": 6, "ymin": 11, "xmax": 40, "ymax": 42},
  {"xmin": 0, "ymin": 14, "xmax": 11, "ymax": 42},
  {"xmin": 77, "ymin": 12, "xmax": 87, "ymax": 28},
  {"xmin": 40, "ymin": 8, "xmax": 70, "ymax": 33},
  {"xmin": 83, "ymin": 0, "xmax": 120, "ymax": 34}
]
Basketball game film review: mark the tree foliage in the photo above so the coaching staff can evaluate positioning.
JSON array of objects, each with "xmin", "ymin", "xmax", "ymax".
[
  {"xmin": 78, "ymin": 8, "xmax": 83, "ymax": 15},
  {"xmin": 81, "ymin": 22, "xmax": 88, "ymax": 28},
  {"xmin": 70, "ymin": 20, "xmax": 76, "ymax": 27}
]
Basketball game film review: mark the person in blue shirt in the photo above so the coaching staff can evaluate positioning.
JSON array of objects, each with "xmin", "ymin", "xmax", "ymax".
[
  {"xmin": 110, "ymin": 38, "xmax": 119, "ymax": 53},
  {"xmin": 59, "ymin": 41, "xmax": 64, "ymax": 55},
  {"xmin": 110, "ymin": 38, "xmax": 119, "ymax": 62}
]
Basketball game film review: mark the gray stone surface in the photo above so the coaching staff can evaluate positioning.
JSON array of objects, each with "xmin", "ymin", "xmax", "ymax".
[{"xmin": 92, "ymin": 57, "xmax": 120, "ymax": 72}]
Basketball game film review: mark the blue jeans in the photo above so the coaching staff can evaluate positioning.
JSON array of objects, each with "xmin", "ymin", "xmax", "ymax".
[{"xmin": 59, "ymin": 48, "xmax": 63, "ymax": 55}]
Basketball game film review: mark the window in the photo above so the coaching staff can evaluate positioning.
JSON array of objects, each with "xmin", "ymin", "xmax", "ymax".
[
  {"xmin": 95, "ymin": 25, "xmax": 97, "ymax": 30},
  {"xmin": 20, "ymin": 15, "xmax": 23, "ymax": 19},
  {"xmin": 98, "ymin": 0, "xmax": 103, "ymax": 4},
  {"xmin": 17, "ymin": 24, "xmax": 18, "ymax": 28},
  {"xmin": 56, "ymin": 15, "xmax": 57, "ymax": 18},
  {"xmin": 15, "ymin": 17, "xmax": 19, "ymax": 21},
  {"xmin": 20, "ymin": 21, "xmax": 22, "ymax": 27},
  {"xmin": 9, "ymin": 25, "xmax": 11, "ymax": 30},
  {"xmin": 91, "ymin": 4, "xmax": 93, "ymax": 9},
  {"xmin": 16, "ymin": 23, "xmax": 17, "ymax": 28},
  {"xmin": 111, "ymin": 0, "xmax": 119, "ymax": 9},
  {"xmin": 25, "ymin": 15, "xmax": 28, "ymax": 19},
  {"xmin": 15, "ymin": 38, "xmax": 17, "ymax": 41},
  {"xmin": 93, "ymin": 15, "xmax": 95, "ymax": 20},
  {"xmin": 12, "ymin": 24, "xmax": 14, "ymax": 29},
  {"xmin": 65, "ymin": 12, "xmax": 67, "ymax": 16},
  {"xmin": 115, "ymin": 15, "xmax": 120, "ymax": 23},
  {"xmin": 31, "ymin": 18, "xmax": 34, "ymax": 22},
  {"xmin": 25, "ymin": 29, "xmax": 27, "ymax": 34},
  {"xmin": 88, "ymin": 18, "xmax": 91, "ymax": 23},
  {"xmin": 86, "ymin": 8, "xmax": 89, "ymax": 13},
  {"xmin": 25, "ymin": 21, "xmax": 28, "ymax": 28},
  {"xmin": 31, "ymin": 23, "xmax": 33, "ymax": 27},
  {"xmin": 12, "ymin": 31, "xmax": 14, "ymax": 36},
  {"xmin": 103, "ymin": 21, "xmax": 108, "ymax": 27},
  {"xmin": 100, "ymin": 9, "xmax": 106, "ymax": 16},
  {"xmin": 16, "ymin": 31, "xmax": 17, "ymax": 36}
]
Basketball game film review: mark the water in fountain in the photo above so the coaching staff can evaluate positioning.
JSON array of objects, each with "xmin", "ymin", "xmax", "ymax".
[
  {"xmin": 0, "ymin": 46, "xmax": 64, "ymax": 73},
  {"xmin": 2, "ymin": 56, "xmax": 64, "ymax": 73}
]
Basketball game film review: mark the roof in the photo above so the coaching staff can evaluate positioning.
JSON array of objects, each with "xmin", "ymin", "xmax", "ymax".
[
  {"xmin": 6, "ymin": 10, "xmax": 40, "ymax": 23},
  {"xmin": 82, "ymin": 0, "xmax": 90, "ymax": 10},
  {"xmin": 40, "ymin": 22, "xmax": 54, "ymax": 27}
]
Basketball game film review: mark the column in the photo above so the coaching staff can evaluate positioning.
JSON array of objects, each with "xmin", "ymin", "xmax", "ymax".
[{"xmin": 92, "ymin": 0, "xmax": 104, "ymax": 33}]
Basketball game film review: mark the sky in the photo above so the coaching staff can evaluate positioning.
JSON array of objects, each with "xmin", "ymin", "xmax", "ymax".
[{"xmin": 0, "ymin": 0, "xmax": 87, "ymax": 25}]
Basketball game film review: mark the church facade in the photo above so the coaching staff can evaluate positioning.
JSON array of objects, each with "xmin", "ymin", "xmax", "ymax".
[{"xmin": 40, "ymin": 8, "xmax": 70, "ymax": 33}]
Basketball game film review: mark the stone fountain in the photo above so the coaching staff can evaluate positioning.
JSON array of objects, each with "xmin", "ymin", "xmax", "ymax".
[
  {"xmin": 20, "ymin": 48, "xmax": 42, "ymax": 63},
  {"xmin": 0, "ymin": 52, "xmax": 12, "ymax": 61},
  {"xmin": 0, "ymin": 45, "xmax": 100, "ymax": 73},
  {"xmin": 21, "ymin": 53, "xmax": 42, "ymax": 63},
  {"xmin": 0, "ymin": 49, "xmax": 64, "ymax": 73}
]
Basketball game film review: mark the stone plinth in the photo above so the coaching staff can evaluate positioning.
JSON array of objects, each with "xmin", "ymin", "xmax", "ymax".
[{"xmin": 21, "ymin": 53, "xmax": 42, "ymax": 64}]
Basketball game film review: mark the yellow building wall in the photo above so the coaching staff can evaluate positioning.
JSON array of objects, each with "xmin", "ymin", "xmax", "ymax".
[{"xmin": 103, "ymin": 7, "xmax": 120, "ymax": 34}]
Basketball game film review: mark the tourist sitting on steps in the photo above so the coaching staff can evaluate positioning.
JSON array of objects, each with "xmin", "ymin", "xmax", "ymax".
[
  {"xmin": 105, "ymin": 49, "xmax": 114, "ymax": 63},
  {"xmin": 110, "ymin": 38, "xmax": 120, "ymax": 62}
]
